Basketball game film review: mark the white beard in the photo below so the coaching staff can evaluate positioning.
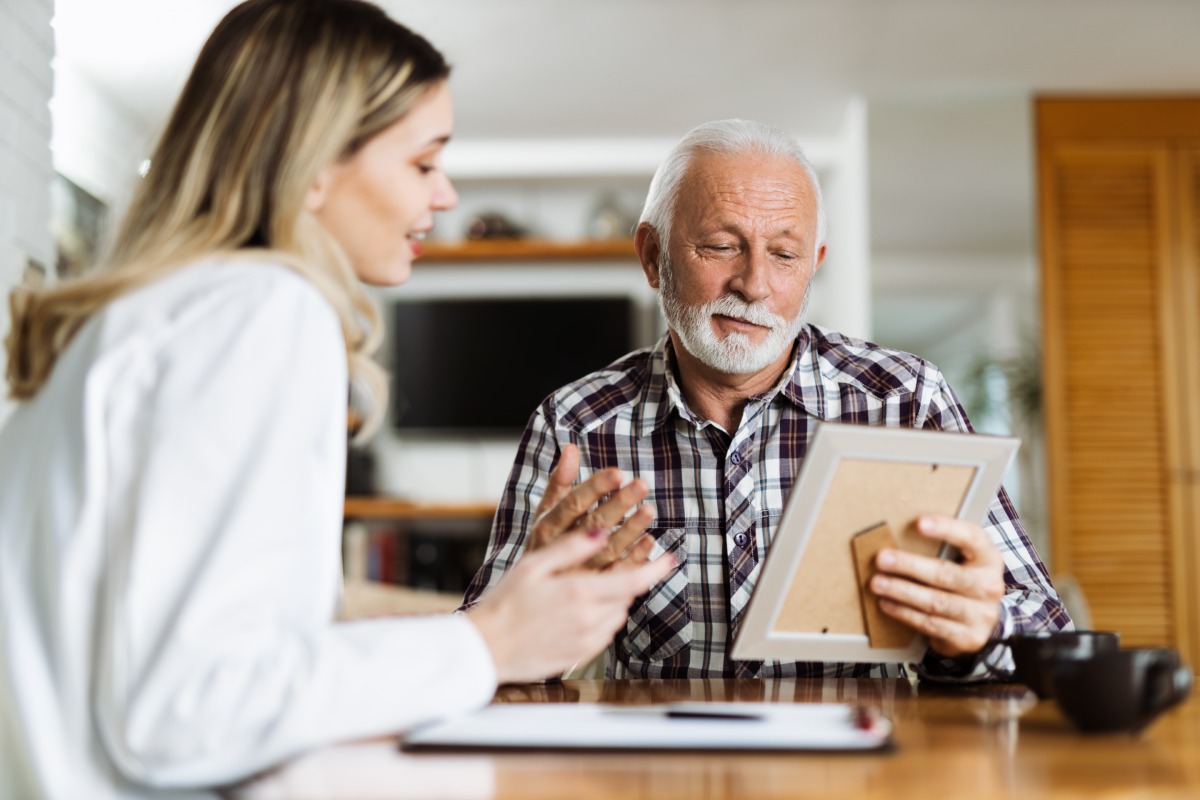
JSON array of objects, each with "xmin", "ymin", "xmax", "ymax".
[{"xmin": 658, "ymin": 254, "xmax": 809, "ymax": 375}]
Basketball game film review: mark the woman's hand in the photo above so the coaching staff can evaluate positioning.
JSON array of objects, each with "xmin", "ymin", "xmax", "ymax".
[{"xmin": 465, "ymin": 528, "xmax": 676, "ymax": 684}]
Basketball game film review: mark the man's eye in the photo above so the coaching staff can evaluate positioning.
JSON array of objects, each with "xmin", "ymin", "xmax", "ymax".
[{"xmin": 417, "ymin": 164, "xmax": 435, "ymax": 175}]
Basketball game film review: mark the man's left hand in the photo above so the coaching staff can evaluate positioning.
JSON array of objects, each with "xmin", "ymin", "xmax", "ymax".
[
  {"xmin": 870, "ymin": 515, "xmax": 1005, "ymax": 659},
  {"xmin": 527, "ymin": 444, "xmax": 656, "ymax": 570}
]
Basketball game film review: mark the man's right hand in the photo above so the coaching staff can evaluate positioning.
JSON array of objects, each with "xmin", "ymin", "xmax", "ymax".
[
  {"xmin": 465, "ymin": 528, "xmax": 677, "ymax": 684},
  {"xmin": 527, "ymin": 443, "xmax": 656, "ymax": 569}
]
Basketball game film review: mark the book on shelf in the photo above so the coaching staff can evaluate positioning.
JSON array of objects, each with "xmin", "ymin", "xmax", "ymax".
[
  {"xmin": 343, "ymin": 523, "xmax": 407, "ymax": 584},
  {"xmin": 343, "ymin": 521, "xmax": 369, "ymax": 582}
]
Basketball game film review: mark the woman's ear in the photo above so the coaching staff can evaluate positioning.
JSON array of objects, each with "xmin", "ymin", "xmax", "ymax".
[{"xmin": 304, "ymin": 166, "xmax": 333, "ymax": 214}]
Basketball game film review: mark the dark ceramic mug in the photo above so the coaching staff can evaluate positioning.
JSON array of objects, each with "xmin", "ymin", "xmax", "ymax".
[
  {"xmin": 1051, "ymin": 647, "xmax": 1193, "ymax": 734},
  {"xmin": 1008, "ymin": 630, "xmax": 1121, "ymax": 699}
]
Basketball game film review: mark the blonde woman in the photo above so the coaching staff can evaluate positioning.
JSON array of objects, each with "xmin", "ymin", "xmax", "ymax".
[{"xmin": 0, "ymin": 1, "xmax": 671, "ymax": 797}]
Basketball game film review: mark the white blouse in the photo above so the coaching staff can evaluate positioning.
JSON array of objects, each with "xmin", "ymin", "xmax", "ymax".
[{"xmin": 0, "ymin": 259, "xmax": 497, "ymax": 799}]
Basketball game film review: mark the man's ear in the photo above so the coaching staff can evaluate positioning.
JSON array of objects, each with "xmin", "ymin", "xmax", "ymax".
[
  {"xmin": 304, "ymin": 165, "xmax": 334, "ymax": 214},
  {"xmin": 635, "ymin": 222, "xmax": 663, "ymax": 289},
  {"xmin": 813, "ymin": 243, "xmax": 827, "ymax": 273}
]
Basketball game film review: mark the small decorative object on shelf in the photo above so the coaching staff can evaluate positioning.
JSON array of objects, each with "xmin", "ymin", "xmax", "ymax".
[
  {"xmin": 465, "ymin": 211, "xmax": 528, "ymax": 240},
  {"xmin": 587, "ymin": 192, "xmax": 638, "ymax": 240}
]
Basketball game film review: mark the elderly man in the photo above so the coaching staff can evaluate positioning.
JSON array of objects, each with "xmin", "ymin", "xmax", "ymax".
[{"xmin": 463, "ymin": 119, "xmax": 1071, "ymax": 680}]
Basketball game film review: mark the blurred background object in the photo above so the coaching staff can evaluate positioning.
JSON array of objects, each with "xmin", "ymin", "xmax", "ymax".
[{"xmin": 465, "ymin": 211, "xmax": 528, "ymax": 240}]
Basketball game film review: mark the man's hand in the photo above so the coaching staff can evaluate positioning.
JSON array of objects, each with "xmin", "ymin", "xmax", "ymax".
[
  {"xmin": 870, "ymin": 515, "xmax": 1005, "ymax": 659},
  {"xmin": 527, "ymin": 444, "xmax": 656, "ymax": 570}
]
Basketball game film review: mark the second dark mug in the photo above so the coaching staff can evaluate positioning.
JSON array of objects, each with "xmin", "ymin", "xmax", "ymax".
[
  {"xmin": 1051, "ymin": 647, "xmax": 1193, "ymax": 734},
  {"xmin": 1008, "ymin": 630, "xmax": 1120, "ymax": 699}
]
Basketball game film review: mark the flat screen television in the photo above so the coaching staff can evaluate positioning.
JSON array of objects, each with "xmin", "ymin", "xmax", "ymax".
[{"xmin": 390, "ymin": 296, "xmax": 639, "ymax": 435}]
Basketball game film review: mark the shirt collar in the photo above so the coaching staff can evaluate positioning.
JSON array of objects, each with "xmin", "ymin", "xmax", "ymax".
[
  {"xmin": 781, "ymin": 325, "xmax": 837, "ymax": 421},
  {"xmin": 635, "ymin": 325, "xmax": 834, "ymax": 438},
  {"xmin": 634, "ymin": 336, "xmax": 683, "ymax": 438}
]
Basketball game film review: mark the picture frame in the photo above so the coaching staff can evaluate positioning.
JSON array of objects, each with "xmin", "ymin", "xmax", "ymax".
[{"xmin": 731, "ymin": 423, "xmax": 1018, "ymax": 665}]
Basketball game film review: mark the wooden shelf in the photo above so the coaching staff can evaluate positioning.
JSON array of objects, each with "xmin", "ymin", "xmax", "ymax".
[
  {"xmin": 343, "ymin": 496, "xmax": 496, "ymax": 520},
  {"xmin": 418, "ymin": 238, "xmax": 636, "ymax": 263}
]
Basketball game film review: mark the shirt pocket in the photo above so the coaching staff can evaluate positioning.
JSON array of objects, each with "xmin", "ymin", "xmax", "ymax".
[{"xmin": 622, "ymin": 526, "xmax": 691, "ymax": 663}]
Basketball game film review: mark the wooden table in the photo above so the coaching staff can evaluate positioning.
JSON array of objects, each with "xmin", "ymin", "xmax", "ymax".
[{"xmin": 234, "ymin": 678, "xmax": 1200, "ymax": 799}]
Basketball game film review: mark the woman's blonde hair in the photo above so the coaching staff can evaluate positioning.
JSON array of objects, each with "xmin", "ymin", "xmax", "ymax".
[{"xmin": 4, "ymin": 0, "xmax": 449, "ymax": 440}]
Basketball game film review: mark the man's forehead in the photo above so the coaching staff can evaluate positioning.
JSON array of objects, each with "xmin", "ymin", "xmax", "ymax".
[{"xmin": 677, "ymin": 150, "xmax": 818, "ymax": 229}]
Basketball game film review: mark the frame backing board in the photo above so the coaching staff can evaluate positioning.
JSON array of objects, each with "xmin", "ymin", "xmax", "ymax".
[{"xmin": 732, "ymin": 424, "xmax": 1018, "ymax": 665}]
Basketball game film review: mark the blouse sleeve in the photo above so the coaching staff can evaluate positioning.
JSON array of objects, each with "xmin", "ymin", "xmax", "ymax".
[
  {"xmin": 91, "ymin": 267, "xmax": 496, "ymax": 789},
  {"xmin": 461, "ymin": 400, "xmax": 561, "ymax": 610}
]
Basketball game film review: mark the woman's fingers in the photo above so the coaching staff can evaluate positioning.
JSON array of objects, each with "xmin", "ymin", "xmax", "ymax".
[
  {"xmin": 605, "ymin": 533, "xmax": 656, "ymax": 571},
  {"xmin": 582, "ymin": 550, "xmax": 677, "ymax": 602},
  {"xmin": 521, "ymin": 526, "xmax": 612, "ymax": 577},
  {"xmin": 469, "ymin": 528, "xmax": 678, "ymax": 684}
]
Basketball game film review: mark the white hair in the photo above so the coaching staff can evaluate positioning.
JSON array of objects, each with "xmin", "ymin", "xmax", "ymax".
[{"xmin": 639, "ymin": 119, "xmax": 827, "ymax": 260}]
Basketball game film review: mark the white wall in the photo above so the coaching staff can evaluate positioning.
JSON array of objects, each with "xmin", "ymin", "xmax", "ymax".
[
  {"xmin": 50, "ymin": 61, "xmax": 150, "ymax": 217},
  {"xmin": 870, "ymin": 251, "xmax": 1045, "ymax": 556},
  {"xmin": 0, "ymin": 0, "xmax": 55, "ymax": 427},
  {"xmin": 809, "ymin": 97, "xmax": 872, "ymax": 341}
]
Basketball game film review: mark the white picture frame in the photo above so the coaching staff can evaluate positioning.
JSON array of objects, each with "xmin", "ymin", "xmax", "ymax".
[{"xmin": 731, "ymin": 423, "xmax": 1018, "ymax": 665}]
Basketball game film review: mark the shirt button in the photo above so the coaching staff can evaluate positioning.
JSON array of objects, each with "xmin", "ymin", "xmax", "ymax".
[
  {"xmin": 730, "ymin": 451, "xmax": 742, "ymax": 464},
  {"xmin": 733, "ymin": 532, "xmax": 749, "ymax": 548}
]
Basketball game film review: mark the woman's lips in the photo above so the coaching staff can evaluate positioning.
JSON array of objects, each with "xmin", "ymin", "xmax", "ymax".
[{"xmin": 407, "ymin": 231, "xmax": 428, "ymax": 258}]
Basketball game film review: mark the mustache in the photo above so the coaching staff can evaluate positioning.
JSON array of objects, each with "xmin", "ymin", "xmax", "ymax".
[{"xmin": 699, "ymin": 294, "xmax": 790, "ymax": 329}]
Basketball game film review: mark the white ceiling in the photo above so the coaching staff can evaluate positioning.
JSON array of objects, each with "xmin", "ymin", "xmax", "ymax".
[{"xmin": 53, "ymin": 0, "xmax": 1200, "ymax": 257}]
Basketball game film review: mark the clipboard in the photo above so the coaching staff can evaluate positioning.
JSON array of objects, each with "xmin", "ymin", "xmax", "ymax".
[
  {"xmin": 731, "ymin": 423, "xmax": 1018, "ymax": 665},
  {"xmin": 401, "ymin": 702, "xmax": 893, "ymax": 752}
]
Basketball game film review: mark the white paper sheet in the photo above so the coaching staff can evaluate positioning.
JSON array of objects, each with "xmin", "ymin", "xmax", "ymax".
[{"xmin": 402, "ymin": 702, "xmax": 892, "ymax": 752}]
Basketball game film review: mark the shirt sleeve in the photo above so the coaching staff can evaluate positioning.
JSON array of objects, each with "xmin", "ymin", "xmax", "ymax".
[
  {"xmin": 461, "ymin": 401, "xmax": 562, "ymax": 609},
  {"xmin": 913, "ymin": 367, "xmax": 1074, "ymax": 683},
  {"xmin": 92, "ymin": 268, "xmax": 496, "ymax": 789}
]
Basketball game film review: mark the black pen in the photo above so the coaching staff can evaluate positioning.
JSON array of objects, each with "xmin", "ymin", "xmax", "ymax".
[
  {"xmin": 664, "ymin": 709, "xmax": 763, "ymax": 721},
  {"xmin": 603, "ymin": 705, "xmax": 763, "ymax": 721}
]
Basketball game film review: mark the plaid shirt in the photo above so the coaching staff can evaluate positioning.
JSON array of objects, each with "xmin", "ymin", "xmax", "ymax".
[{"xmin": 463, "ymin": 325, "xmax": 1072, "ymax": 680}]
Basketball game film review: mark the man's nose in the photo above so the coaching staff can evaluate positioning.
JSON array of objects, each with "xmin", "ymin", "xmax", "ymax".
[{"xmin": 727, "ymin": 248, "xmax": 771, "ymax": 303}]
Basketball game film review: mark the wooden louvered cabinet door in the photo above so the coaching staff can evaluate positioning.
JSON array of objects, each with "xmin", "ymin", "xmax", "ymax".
[
  {"xmin": 1041, "ymin": 145, "xmax": 1181, "ymax": 650},
  {"xmin": 1174, "ymin": 146, "xmax": 1200, "ymax": 665},
  {"xmin": 1039, "ymin": 100, "xmax": 1200, "ymax": 669}
]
